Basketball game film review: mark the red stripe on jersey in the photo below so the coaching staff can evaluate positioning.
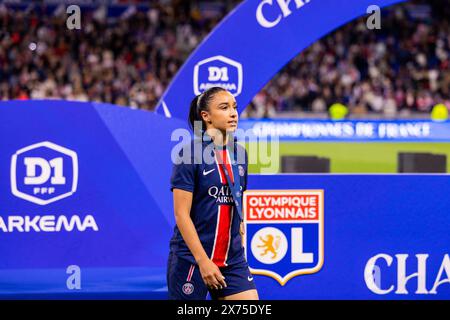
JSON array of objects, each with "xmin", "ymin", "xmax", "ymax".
[
  {"xmin": 215, "ymin": 152, "xmax": 226, "ymax": 183},
  {"xmin": 186, "ymin": 264, "xmax": 195, "ymax": 282},
  {"xmin": 211, "ymin": 205, "xmax": 233, "ymax": 267},
  {"xmin": 223, "ymin": 149, "xmax": 234, "ymax": 184},
  {"xmin": 215, "ymin": 149, "xmax": 234, "ymax": 184}
]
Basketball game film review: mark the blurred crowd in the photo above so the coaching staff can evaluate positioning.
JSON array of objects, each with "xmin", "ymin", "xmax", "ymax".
[
  {"xmin": 0, "ymin": 1, "xmax": 238, "ymax": 110},
  {"xmin": 0, "ymin": 0, "xmax": 449, "ymax": 117},
  {"xmin": 246, "ymin": 0, "xmax": 450, "ymax": 118}
]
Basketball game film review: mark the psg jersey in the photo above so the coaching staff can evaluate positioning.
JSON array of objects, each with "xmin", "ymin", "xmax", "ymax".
[{"xmin": 169, "ymin": 136, "xmax": 248, "ymax": 267}]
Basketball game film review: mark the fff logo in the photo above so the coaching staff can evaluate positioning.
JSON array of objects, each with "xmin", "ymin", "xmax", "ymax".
[
  {"xmin": 208, "ymin": 66, "xmax": 229, "ymax": 82},
  {"xmin": 11, "ymin": 141, "xmax": 78, "ymax": 205},
  {"xmin": 193, "ymin": 55, "xmax": 243, "ymax": 96}
]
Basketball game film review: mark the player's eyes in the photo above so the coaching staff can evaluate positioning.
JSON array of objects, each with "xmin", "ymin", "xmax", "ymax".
[{"xmin": 218, "ymin": 104, "xmax": 236, "ymax": 110}]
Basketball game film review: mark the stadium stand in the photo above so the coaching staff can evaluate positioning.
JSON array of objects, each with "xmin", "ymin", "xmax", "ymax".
[{"xmin": 0, "ymin": 0, "xmax": 448, "ymax": 118}]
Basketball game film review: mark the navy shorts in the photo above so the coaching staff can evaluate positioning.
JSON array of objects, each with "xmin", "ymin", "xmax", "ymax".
[{"xmin": 167, "ymin": 252, "xmax": 256, "ymax": 300}]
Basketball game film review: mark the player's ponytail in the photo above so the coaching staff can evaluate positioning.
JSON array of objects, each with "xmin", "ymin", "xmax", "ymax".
[{"xmin": 188, "ymin": 87, "xmax": 227, "ymax": 134}]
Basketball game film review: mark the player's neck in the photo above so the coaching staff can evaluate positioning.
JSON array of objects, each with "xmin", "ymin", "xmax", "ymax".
[{"xmin": 206, "ymin": 128, "xmax": 229, "ymax": 147}]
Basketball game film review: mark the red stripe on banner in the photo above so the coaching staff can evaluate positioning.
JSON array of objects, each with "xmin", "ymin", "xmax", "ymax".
[{"xmin": 211, "ymin": 205, "xmax": 232, "ymax": 267}]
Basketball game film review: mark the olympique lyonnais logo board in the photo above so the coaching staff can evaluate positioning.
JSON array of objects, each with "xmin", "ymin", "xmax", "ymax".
[{"xmin": 243, "ymin": 190, "xmax": 324, "ymax": 285}]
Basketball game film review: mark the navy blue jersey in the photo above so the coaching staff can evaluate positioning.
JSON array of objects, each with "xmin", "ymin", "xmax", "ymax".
[{"xmin": 170, "ymin": 137, "xmax": 248, "ymax": 267}]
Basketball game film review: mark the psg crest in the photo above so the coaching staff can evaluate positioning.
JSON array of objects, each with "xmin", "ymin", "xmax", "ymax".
[{"xmin": 243, "ymin": 190, "xmax": 324, "ymax": 285}]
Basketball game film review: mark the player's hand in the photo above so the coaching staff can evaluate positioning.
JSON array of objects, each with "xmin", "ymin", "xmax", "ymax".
[{"xmin": 198, "ymin": 259, "xmax": 227, "ymax": 290}]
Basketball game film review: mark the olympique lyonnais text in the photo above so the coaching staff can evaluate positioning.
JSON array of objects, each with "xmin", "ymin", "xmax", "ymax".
[{"xmin": 246, "ymin": 195, "xmax": 319, "ymax": 221}]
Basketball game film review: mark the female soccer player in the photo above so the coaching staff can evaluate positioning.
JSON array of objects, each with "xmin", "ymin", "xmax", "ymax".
[{"xmin": 167, "ymin": 87, "xmax": 258, "ymax": 300}]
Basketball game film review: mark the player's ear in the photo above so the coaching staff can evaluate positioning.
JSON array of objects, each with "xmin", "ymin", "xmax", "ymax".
[{"xmin": 200, "ymin": 110, "xmax": 212, "ymax": 124}]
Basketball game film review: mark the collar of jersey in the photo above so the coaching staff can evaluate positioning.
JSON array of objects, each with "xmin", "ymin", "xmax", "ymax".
[{"xmin": 195, "ymin": 132, "xmax": 237, "ymax": 150}]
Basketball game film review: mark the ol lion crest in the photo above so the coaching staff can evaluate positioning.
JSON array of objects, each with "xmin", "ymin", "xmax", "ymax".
[{"xmin": 243, "ymin": 190, "xmax": 324, "ymax": 285}]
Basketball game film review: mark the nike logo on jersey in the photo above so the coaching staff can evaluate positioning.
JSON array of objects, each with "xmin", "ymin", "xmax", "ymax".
[
  {"xmin": 248, "ymin": 276, "xmax": 254, "ymax": 282},
  {"xmin": 203, "ymin": 168, "xmax": 216, "ymax": 176}
]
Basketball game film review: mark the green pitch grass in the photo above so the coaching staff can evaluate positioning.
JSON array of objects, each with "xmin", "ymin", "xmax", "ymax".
[{"xmin": 246, "ymin": 142, "xmax": 450, "ymax": 174}]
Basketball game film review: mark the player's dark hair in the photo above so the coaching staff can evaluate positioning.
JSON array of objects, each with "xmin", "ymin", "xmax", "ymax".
[{"xmin": 188, "ymin": 87, "xmax": 227, "ymax": 134}]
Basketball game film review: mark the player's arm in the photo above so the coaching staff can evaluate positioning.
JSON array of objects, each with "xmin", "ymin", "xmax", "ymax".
[{"xmin": 172, "ymin": 188, "xmax": 227, "ymax": 289}]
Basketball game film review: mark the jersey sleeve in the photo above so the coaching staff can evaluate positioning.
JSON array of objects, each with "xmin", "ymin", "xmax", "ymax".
[{"xmin": 170, "ymin": 147, "xmax": 195, "ymax": 193}]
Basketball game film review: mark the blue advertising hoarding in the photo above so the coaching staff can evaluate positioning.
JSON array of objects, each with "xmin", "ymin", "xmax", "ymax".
[
  {"xmin": 0, "ymin": 100, "xmax": 449, "ymax": 299},
  {"xmin": 237, "ymin": 119, "xmax": 450, "ymax": 141}
]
